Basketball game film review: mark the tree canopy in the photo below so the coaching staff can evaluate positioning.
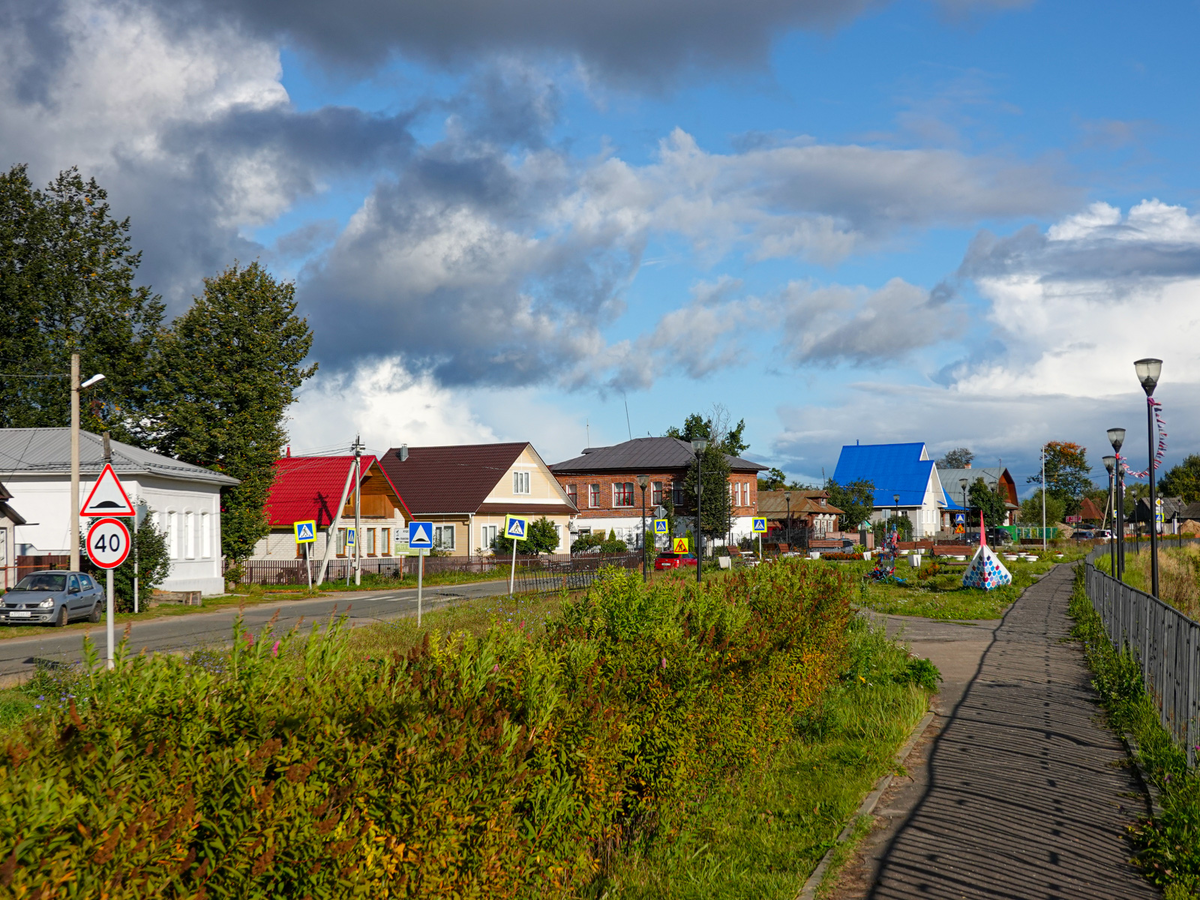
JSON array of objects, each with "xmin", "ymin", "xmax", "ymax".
[
  {"xmin": 680, "ymin": 443, "xmax": 733, "ymax": 540},
  {"xmin": 1027, "ymin": 441, "xmax": 1093, "ymax": 516},
  {"xmin": 824, "ymin": 478, "xmax": 874, "ymax": 529},
  {"xmin": 1018, "ymin": 490, "xmax": 1065, "ymax": 528},
  {"xmin": 968, "ymin": 477, "xmax": 1008, "ymax": 528},
  {"xmin": 937, "ymin": 447, "xmax": 974, "ymax": 469},
  {"xmin": 665, "ymin": 406, "xmax": 748, "ymax": 456},
  {"xmin": 154, "ymin": 261, "xmax": 317, "ymax": 561},
  {"xmin": 0, "ymin": 165, "xmax": 164, "ymax": 442},
  {"xmin": 1159, "ymin": 454, "xmax": 1200, "ymax": 503},
  {"xmin": 494, "ymin": 516, "xmax": 560, "ymax": 555}
]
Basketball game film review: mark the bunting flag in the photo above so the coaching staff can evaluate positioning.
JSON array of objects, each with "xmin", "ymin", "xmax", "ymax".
[
  {"xmin": 962, "ymin": 543, "xmax": 1013, "ymax": 591},
  {"xmin": 1121, "ymin": 397, "xmax": 1167, "ymax": 480}
]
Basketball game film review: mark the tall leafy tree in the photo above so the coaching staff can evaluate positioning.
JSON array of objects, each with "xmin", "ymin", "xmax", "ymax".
[
  {"xmin": 155, "ymin": 262, "xmax": 316, "ymax": 561},
  {"xmin": 824, "ymin": 478, "xmax": 875, "ymax": 528},
  {"xmin": 1159, "ymin": 454, "xmax": 1200, "ymax": 503},
  {"xmin": 665, "ymin": 405, "xmax": 748, "ymax": 456},
  {"xmin": 937, "ymin": 447, "xmax": 974, "ymax": 469},
  {"xmin": 493, "ymin": 516, "xmax": 561, "ymax": 555},
  {"xmin": 1018, "ymin": 490, "xmax": 1065, "ymax": 527},
  {"xmin": 0, "ymin": 165, "xmax": 164, "ymax": 441},
  {"xmin": 968, "ymin": 477, "xmax": 1008, "ymax": 528},
  {"xmin": 1027, "ymin": 441, "xmax": 1093, "ymax": 515},
  {"xmin": 681, "ymin": 444, "xmax": 732, "ymax": 541}
]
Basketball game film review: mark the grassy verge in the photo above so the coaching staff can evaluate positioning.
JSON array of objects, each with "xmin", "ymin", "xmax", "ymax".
[
  {"xmin": 1068, "ymin": 565, "xmax": 1200, "ymax": 899},
  {"xmin": 592, "ymin": 616, "xmax": 937, "ymax": 900},
  {"xmin": 1096, "ymin": 543, "xmax": 1200, "ymax": 621},
  {"xmin": 843, "ymin": 547, "xmax": 1089, "ymax": 620}
]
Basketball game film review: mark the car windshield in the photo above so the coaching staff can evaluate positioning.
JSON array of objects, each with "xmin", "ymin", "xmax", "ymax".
[{"xmin": 12, "ymin": 574, "xmax": 68, "ymax": 592}]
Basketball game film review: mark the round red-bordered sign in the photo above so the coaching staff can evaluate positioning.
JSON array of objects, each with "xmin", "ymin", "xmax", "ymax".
[{"xmin": 86, "ymin": 517, "xmax": 131, "ymax": 569}]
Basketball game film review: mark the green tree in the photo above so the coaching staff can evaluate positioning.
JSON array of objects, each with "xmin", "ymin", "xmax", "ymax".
[
  {"xmin": 154, "ymin": 262, "xmax": 316, "ymax": 562},
  {"xmin": 1159, "ymin": 454, "xmax": 1200, "ymax": 503},
  {"xmin": 79, "ymin": 515, "xmax": 170, "ymax": 612},
  {"xmin": 681, "ymin": 443, "xmax": 732, "ymax": 541},
  {"xmin": 1027, "ymin": 441, "xmax": 1093, "ymax": 515},
  {"xmin": 665, "ymin": 405, "xmax": 748, "ymax": 456},
  {"xmin": 873, "ymin": 515, "xmax": 912, "ymax": 544},
  {"xmin": 0, "ymin": 165, "xmax": 164, "ymax": 442},
  {"xmin": 968, "ymin": 477, "xmax": 1008, "ymax": 528},
  {"xmin": 1018, "ymin": 490, "xmax": 1065, "ymax": 527},
  {"xmin": 937, "ymin": 447, "xmax": 974, "ymax": 469},
  {"xmin": 824, "ymin": 478, "xmax": 875, "ymax": 528},
  {"xmin": 758, "ymin": 467, "xmax": 789, "ymax": 491},
  {"xmin": 493, "ymin": 516, "xmax": 561, "ymax": 555}
]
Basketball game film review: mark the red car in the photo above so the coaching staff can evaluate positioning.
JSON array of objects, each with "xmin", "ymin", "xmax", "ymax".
[{"xmin": 654, "ymin": 552, "xmax": 698, "ymax": 570}]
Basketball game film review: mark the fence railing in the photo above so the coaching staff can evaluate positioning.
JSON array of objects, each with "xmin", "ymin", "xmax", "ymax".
[
  {"xmin": 513, "ymin": 553, "xmax": 641, "ymax": 594},
  {"xmin": 226, "ymin": 553, "xmax": 642, "ymax": 587},
  {"xmin": 1083, "ymin": 546, "xmax": 1199, "ymax": 768}
]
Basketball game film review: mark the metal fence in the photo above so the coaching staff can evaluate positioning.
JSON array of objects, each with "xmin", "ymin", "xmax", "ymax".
[
  {"xmin": 513, "ymin": 553, "xmax": 641, "ymax": 594},
  {"xmin": 1083, "ymin": 546, "xmax": 1199, "ymax": 768}
]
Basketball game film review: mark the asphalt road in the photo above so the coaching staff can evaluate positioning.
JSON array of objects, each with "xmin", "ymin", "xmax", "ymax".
[{"xmin": 0, "ymin": 579, "xmax": 515, "ymax": 680}]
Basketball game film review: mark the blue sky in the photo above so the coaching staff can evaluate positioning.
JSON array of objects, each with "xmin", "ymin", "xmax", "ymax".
[{"xmin": 3, "ymin": 0, "xmax": 1199, "ymax": 494}]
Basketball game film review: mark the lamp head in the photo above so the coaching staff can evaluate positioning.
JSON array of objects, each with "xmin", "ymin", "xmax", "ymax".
[
  {"xmin": 1107, "ymin": 427, "xmax": 1125, "ymax": 452},
  {"xmin": 893, "ymin": 494, "xmax": 900, "ymax": 506},
  {"xmin": 960, "ymin": 478, "xmax": 968, "ymax": 491},
  {"xmin": 1103, "ymin": 455, "xmax": 1116, "ymax": 474},
  {"xmin": 691, "ymin": 438, "xmax": 708, "ymax": 454},
  {"xmin": 636, "ymin": 474, "xmax": 649, "ymax": 489},
  {"xmin": 1134, "ymin": 358, "xmax": 1162, "ymax": 395},
  {"xmin": 80, "ymin": 373, "xmax": 106, "ymax": 390},
  {"xmin": 784, "ymin": 490, "xmax": 791, "ymax": 502}
]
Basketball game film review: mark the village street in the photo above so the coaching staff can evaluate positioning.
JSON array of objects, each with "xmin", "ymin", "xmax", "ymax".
[{"xmin": 0, "ymin": 579, "xmax": 514, "ymax": 681}]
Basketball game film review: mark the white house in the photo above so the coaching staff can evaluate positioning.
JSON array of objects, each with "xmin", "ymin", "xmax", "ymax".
[
  {"xmin": 0, "ymin": 481, "xmax": 26, "ymax": 590},
  {"xmin": 831, "ymin": 442, "xmax": 948, "ymax": 539},
  {"xmin": 0, "ymin": 428, "xmax": 238, "ymax": 595}
]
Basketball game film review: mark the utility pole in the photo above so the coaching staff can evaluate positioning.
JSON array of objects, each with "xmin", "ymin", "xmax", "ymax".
[
  {"xmin": 353, "ymin": 435, "xmax": 364, "ymax": 587},
  {"xmin": 70, "ymin": 354, "xmax": 80, "ymax": 571}
]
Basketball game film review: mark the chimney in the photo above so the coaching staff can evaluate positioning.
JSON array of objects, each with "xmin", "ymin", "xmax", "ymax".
[
  {"xmin": 965, "ymin": 462, "xmax": 971, "ymax": 468},
  {"xmin": 285, "ymin": 446, "xmax": 291, "ymax": 458},
  {"xmin": 398, "ymin": 444, "xmax": 409, "ymax": 462}
]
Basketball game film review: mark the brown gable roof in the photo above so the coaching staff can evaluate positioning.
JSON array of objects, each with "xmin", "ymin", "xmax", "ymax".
[
  {"xmin": 379, "ymin": 442, "xmax": 576, "ymax": 517},
  {"xmin": 551, "ymin": 436, "xmax": 765, "ymax": 474}
]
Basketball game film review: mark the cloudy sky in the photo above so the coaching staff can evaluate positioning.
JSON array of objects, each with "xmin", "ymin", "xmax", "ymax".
[{"xmin": 5, "ymin": 0, "xmax": 1198, "ymax": 490}]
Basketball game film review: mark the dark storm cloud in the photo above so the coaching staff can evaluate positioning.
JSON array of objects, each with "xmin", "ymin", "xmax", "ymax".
[{"xmin": 0, "ymin": 0, "xmax": 72, "ymax": 105}]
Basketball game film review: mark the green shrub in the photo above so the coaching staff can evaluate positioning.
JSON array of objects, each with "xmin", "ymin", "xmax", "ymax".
[{"xmin": 0, "ymin": 562, "xmax": 854, "ymax": 898}]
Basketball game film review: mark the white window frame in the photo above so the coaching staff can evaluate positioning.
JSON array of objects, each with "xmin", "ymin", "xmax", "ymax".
[
  {"xmin": 434, "ymin": 525, "xmax": 456, "ymax": 551},
  {"xmin": 513, "ymin": 471, "xmax": 531, "ymax": 495},
  {"xmin": 612, "ymin": 482, "xmax": 634, "ymax": 508},
  {"xmin": 481, "ymin": 524, "xmax": 498, "ymax": 551}
]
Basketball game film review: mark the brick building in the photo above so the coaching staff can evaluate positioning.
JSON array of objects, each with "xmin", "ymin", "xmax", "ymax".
[{"xmin": 549, "ymin": 437, "xmax": 765, "ymax": 550}]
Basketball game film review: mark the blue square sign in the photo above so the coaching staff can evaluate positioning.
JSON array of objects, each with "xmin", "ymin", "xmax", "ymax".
[{"xmin": 408, "ymin": 521, "xmax": 434, "ymax": 549}]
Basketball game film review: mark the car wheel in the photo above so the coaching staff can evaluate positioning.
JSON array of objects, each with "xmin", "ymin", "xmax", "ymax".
[
  {"xmin": 89, "ymin": 602, "xmax": 102, "ymax": 623},
  {"xmin": 56, "ymin": 605, "xmax": 69, "ymax": 627}
]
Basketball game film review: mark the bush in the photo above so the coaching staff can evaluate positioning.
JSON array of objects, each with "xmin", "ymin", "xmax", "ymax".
[{"xmin": 0, "ymin": 562, "xmax": 854, "ymax": 898}]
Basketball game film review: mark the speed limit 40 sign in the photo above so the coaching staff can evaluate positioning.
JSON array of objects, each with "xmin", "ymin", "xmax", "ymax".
[{"xmin": 86, "ymin": 517, "xmax": 131, "ymax": 569}]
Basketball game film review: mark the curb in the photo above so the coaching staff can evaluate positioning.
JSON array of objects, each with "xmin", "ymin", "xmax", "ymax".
[{"xmin": 795, "ymin": 707, "xmax": 937, "ymax": 900}]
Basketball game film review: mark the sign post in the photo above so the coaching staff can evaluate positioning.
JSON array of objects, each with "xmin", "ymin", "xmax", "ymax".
[
  {"xmin": 85, "ymin": 517, "xmax": 131, "ymax": 670},
  {"xmin": 294, "ymin": 520, "xmax": 316, "ymax": 590},
  {"xmin": 408, "ymin": 522, "xmax": 434, "ymax": 625},
  {"xmin": 505, "ymin": 516, "xmax": 528, "ymax": 595},
  {"xmin": 344, "ymin": 528, "xmax": 356, "ymax": 586},
  {"xmin": 752, "ymin": 517, "xmax": 766, "ymax": 559}
]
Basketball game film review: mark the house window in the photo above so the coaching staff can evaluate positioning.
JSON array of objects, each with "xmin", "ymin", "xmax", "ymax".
[
  {"xmin": 589, "ymin": 484, "xmax": 600, "ymax": 508},
  {"xmin": 183, "ymin": 511, "xmax": 195, "ymax": 559},
  {"xmin": 652, "ymin": 481, "xmax": 663, "ymax": 506},
  {"xmin": 337, "ymin": 528, "xmax": 348, "ymax": 557},
  {"xmin": 672, "ymin": 482, "xmax": 683, "ymax": 507},
  {"xmin": 513, "ymin": 471, "xmax": 531, "ymax": 494},
  {"xmin": 434, "ymin": 525, "xmax": 456, "ymax": 551},
  {"xmin": 167, "ymin": 511, "xmax": 178, "ymax": 559},
  {"xmin": 566, "ymin": 483, "xmax": 577, "ymax": 505},
  {"xmin": 481, "ymin": 524, "xmax": 498, "ymax": 551},
  {"xmin": 613, "ymin": 482, "xmax": 634, "ymax": 508},
  {"xmin": 381, "ymin": 528, "xmax": 391, "ymax": 556},
  {"xmin": 200, "ymin": 512, "xmax": 212, "ymax": 558},
  {"xmin": 367, "ymin": 528, "xmax": 377, "ymax": 556}
]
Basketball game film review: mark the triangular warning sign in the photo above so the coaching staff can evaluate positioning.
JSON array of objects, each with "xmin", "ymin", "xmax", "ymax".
[
  {"xmin": 81, "ymin": 463, "xmax": 135, "ymax": 517},
  {"xmin": 412, "ymin": 524, "xmax": 431, "ymax": 545}
]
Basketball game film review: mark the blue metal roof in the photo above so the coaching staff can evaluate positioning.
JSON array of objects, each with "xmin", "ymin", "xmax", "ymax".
[{"xmin": 832, "ymin": 443, "xmax": 941, "ymax": 509}]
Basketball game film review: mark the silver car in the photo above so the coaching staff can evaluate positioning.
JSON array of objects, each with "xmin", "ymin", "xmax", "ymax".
[{"xmin": 0, "ymin": 571, "xmax": 104, "ymax": 627}]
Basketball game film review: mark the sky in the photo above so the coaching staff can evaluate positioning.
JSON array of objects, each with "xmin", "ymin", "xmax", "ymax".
[{"xmin": 3, "ymin": 0, "xmax": 1199, "ymax": 494}]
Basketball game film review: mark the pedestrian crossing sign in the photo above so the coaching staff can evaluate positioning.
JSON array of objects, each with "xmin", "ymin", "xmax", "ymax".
[
  {"xmin": 752, "ymin": 517, "xmax": 766, "ymax": 533},
  {"xmin": 673, "ymin": 537, "xmax": 689, "ymax": 553},
  {"xmin": 346, "ymin": 528, "xmax": 356, "ymax": 547},
  {"xmin": 293, "ymin": 520, "xmax": 316, "ymax": 544},
  {"xmin": 505, "ymin": 515, "xmax": 527, "ymax": 540},
  {"xmin": 654, "ymin": 519, "xmax": 669, "ymax": 535}
]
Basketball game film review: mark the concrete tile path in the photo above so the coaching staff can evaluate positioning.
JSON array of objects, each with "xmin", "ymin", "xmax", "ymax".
[{"xmin": 829, "ymin": 563, "xmax": 1159, "ymax": 900}]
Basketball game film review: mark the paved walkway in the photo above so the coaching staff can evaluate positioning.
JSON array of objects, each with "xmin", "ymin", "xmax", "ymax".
[{"xmin": 831, "ymin": 563, "xmax": 1159, "ymax": 900}]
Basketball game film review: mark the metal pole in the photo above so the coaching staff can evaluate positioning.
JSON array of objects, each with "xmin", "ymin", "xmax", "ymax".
[
  {"xmin": 70, "ymin": 353, "xmax": 80, "ymax": 572},
  {"xmin": 354, "ymin": 436, "xmax": 362, "ymax": 587},
  {"xmin": 133, "ymin": 540, "xmax": 139, "ymax": 614},
  {"xmin": 1116, "ymin": 462, "xmax": 1126, "ymax": 579},
  {"xmin": 106, "ymin": 567, "xmax": 114, "ymax": 671},
  {"xmin": 1109, "ymin": 469, "xmax": 1116, "ymax": 576},
  {"xmin": 1148, "ymin": 400, "xmax": 1160, "ymax": 598},
  {"xmin": 509, "ymin": 539, "xmax": 518, "ymax": 595},
  {"xmin": 1041, "ymin": 443, "xmax": 1047, "ymax": 553},
  {"xmin": 417, "ymin": 550, "xmax": 424, "ymax": 627},
  {"xmin": 696, "ymin": 452, "xmax": 703, "ymax": 585},
  {"xmin": 316, "ymin": 456, "xmax": 356, "ymax": 586},
  {"xmin": 305, "ymin": 541, "xmax": 312, "ymax": 590}
]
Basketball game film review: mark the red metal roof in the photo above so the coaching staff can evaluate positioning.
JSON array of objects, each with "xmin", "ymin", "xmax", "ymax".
[
  {"xmin": 380, "ymin": 442, "xmax": 575, "ymax": 516},
  {"xmin": 263, "ymin": 456, "xmax": 411, "ymax": 528}
]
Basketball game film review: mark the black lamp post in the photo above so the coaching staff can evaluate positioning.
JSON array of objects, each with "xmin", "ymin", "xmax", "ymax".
[
  {"xmin": 785, "ymin": 490, "xmax": 792, "ymax": 547},
  {"xmin": 1135, "ymin": 358, "xmax": 1163, "ymax": 597},
  {"xmin": 959, "ymin": 477, "xmax": 968, "ymax": 541},
  {"xmin": 1103, "ymin": 455, "xmax": 1116, "ymax": 576},
  {"xmin": 692, "ymin": 439, "xmax": 707, "ymax": 584},
  {"xmin": 1108, "ymin": 427, "xmax": 1126, "ymax": 579},
  {"xmin": 894, "ymin": 493, "xmax": 900, "ymax": 539},
  {"xmin": 637, "ymin": 474, "xmax": 649, "ymax": 583}
]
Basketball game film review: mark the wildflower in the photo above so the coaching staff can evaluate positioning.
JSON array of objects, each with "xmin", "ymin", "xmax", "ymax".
[
  {"xmin": 271, "ymin": 640, "xmax": 281, "ymax": 658},
  {"xmin": 244, "ymin": 633, "xmax": 254, "ymax": 647},
  {"xmin": 492, "ymin": 664, "xmax": 499, "ymax": 673},
  {"xmin": 660, "ymin": 658, "xmax": 667, "ymax": 669}
]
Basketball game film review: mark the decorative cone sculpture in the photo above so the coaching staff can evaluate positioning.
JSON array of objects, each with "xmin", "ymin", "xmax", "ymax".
[{"xmin": 962, "ymin": 511, "xmax": 1011, "ymax": 590}]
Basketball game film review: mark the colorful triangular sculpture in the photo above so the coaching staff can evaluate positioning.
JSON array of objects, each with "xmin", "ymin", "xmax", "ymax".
[{"xmin": 962, "ymin": 543, "xmax": 1011, "ymax": 590}]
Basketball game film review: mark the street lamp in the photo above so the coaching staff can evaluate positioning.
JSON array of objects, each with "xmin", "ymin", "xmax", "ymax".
[
  {"xmin": 637, "ymin": 474, "xmax": 649, "ymax": 583},
  {"xmin": 692, "ymin": 439, "xmax": 707, "ymax": 585},
  {"xmin": 1135, "ymin": 358, "xmax": 1163, "ymax": 597},
  {"xmin": 784, "ymin": 490, "xmax": 792, "ymax": 548},
  {"xmin": 893, "ymin": 493, "xmax": 900, "ymax": 540},
  {"xmin": 69, "ymin": 355, "xmax": 106, "ymax": 571},
  {"xmin": 1108, "ymin": 427, "xmax": 1126, "ymax": 579},
  {"xmin": 1103, "ymin": 455, "xmax": 1116, "ymax": 577}
]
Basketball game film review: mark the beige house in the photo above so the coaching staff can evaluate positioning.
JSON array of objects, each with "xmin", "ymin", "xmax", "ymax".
[{"xmin": 379, "ymin": 442, "xmax": 577, "ymax": 556}]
